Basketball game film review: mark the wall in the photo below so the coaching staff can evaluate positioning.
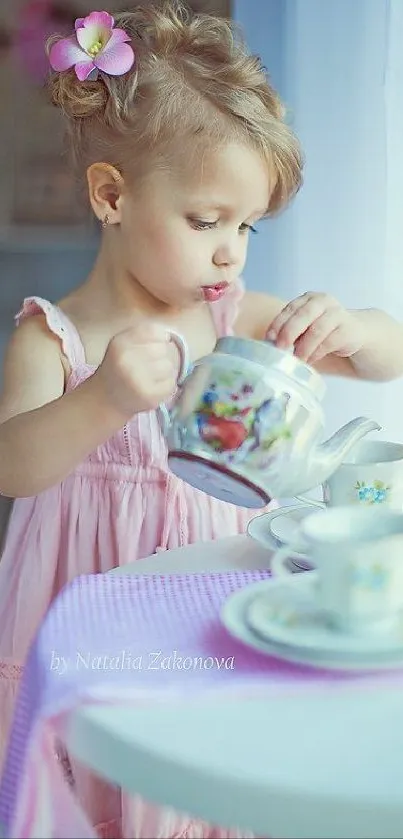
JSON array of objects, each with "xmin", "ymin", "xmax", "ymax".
[
  {"xmin": 233, "ymin": 0, "xmax": 291, "ymax": 299},
  {"xmin": 234, "ymin": 0, "xmax": 403, "ymax": 443}
]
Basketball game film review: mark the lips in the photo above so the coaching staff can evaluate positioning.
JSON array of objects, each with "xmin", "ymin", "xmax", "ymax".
[{"xmin": 201, "ymin": 282, "xmax": 229, "ymax": 302}]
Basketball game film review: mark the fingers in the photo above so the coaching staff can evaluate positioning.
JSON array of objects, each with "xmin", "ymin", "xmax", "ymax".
[
  {"xmin": 293, "ymin": 311, "xmax": 342, "ymax": 362},
  {"xmin": 119, "ymin": 320, "xmax": 171, "ymax": 346},
  {"xmin": 112, "ymin": 324, "xmax": 173, "ymax": 363},
  {"xmin": 266, "ymin": 293, "xmax": 348, "ymax": 365},
  {"xmin": 100, "ymin": 321, "xmax": 185, "ymax": 418},
  {"xmin": 125, "ymin": 354, "xmax": 178, "ymax": 409},
  {"xmin": 266, "ymin": 294, "xmax": 312, "ymax": 347}
]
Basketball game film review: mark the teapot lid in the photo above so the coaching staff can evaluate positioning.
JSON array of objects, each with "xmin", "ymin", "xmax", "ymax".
[{"xmin": 215, "ymin": 336, "xmax": 325, "ymax": 400}]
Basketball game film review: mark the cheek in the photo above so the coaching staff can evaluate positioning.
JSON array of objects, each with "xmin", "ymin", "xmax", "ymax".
[
  {"xmin": 123, "ymin": 214, "xmax": 207, "ymax": 283},
  {"xmin": 156, "ymin": 231, "xmax": 204, "ymax": 276}
]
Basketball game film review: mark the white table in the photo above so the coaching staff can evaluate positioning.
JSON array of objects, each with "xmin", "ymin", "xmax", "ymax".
[{"xmin": 66, "ymin": 535, "xmax": 403, "ymax": 839}]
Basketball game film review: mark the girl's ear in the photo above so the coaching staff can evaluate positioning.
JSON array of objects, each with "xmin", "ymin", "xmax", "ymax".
[{"xmin": 86, "ymin": 162, "xmax": 125, "ymax": 225}]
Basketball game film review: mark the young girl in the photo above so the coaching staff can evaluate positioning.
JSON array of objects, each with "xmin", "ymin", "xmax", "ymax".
[{"xmin": 1, "ymin": 1, "xmax": 403, "ymax": 837}]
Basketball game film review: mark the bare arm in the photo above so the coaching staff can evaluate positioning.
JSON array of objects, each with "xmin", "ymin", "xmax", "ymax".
[
  {"xmin": 340, "ymin": 308, "xmax": 403, "ymax": 381},
  {"xmin": 236, "ymin": 291, "xmax": 403, "ymax": 381},
  {"xmin": 0, "ymin": 317, "xmax": 124, "ymax": 498},
  {"xmin": 234, "ymin": 291, "xmax": 355, "ymax": 376}
]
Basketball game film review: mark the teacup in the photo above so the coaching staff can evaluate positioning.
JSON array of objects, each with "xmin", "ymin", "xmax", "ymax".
[
  {"xmin": 296, "ymin": 440, "xmax": 403, "ymax": 512},
  {"xmin": 272, "ymin": 505, "xmax": 403, "ymax": 635}
]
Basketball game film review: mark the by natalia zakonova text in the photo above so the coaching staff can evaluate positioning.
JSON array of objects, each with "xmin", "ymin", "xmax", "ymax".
[{"xmin": 50, "ymin": 649, "xmax": 236, "ymax": 675}]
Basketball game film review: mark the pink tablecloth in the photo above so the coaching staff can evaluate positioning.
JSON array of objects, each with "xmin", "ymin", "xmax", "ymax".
[{"xmin": 0, "ymin": 569, "xmax": 401, "ymax": 838}]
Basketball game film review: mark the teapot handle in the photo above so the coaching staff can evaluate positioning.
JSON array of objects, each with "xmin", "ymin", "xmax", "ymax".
[
  {"xmin": 157, "ymin": 330, "xmax": 191, "ymax": 433},
  {"xmin": 170, "ymin": 330, "xmax": 190, "ymax": 387},
  {"xmin": 294, "ymin": 493, "xmax": 326, "ymax": 509}
]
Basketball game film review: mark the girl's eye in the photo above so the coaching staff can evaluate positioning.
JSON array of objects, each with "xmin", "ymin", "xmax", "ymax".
[
  {"xmin": 190, "ymin": 219, "xmax": 218, "ymax": 230},
  {"xmin": 239, "ymin": 223, "xmax": 258, "ymax": 234},
  {"xmin": 190, "ymin": 219, "xmax": 258, "ymax": 233}
]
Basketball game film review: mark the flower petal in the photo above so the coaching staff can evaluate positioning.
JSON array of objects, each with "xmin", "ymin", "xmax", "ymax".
[
  {"xmin": 84, "ymin": 11, "xmax": 115, "ymax": 30},
  {"xmin": 75, "ymin": 18, "xmax": 85, "ymax": 30},
  {"xmin": 106, "ymin": 28, "xmax": 131, "ymax": 45},
  {"xmin": 95, "ymin": 42, "xmax": 135, "ymax": 76},
  {"xmin": 74, "ymin": 59, "xmax": 97, "ymax": 81},
  {"xmin": 49, "ymin": 36, "xmax": 86, "ymax": 72}
]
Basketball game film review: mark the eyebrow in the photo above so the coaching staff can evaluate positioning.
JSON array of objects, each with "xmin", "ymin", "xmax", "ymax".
[{"xmin": 189, "ymin": 202, "xmax": 268, "ymax": 217}]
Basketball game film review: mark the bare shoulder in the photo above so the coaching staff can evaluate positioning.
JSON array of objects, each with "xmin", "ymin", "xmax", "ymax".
[
  {"xmin": 234, "ymin": 290, "xmax": 286, "ymax": 340},
  {"xmin": 0, "ymin": 315, "xmax": 65, "ymax": 424}
]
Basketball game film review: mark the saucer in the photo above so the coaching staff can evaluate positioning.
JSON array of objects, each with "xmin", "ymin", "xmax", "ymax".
[
  {"xmin": 247, "ymin": 506, "xmax": 314, "ymax": 572},
  {"xmin": 246, "ymin": 577, "xmax": 403, "ymax": 656},
  {"xmin": 269, "ymin": 508, "xmax": 312, "ymax": 552},
  {"xmin": 220, "ymin": 577, "xmax": 403, "ymax": 671}
]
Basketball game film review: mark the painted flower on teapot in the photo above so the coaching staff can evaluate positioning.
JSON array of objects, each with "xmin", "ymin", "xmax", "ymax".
[{"xmin": 192, "ymin": 371, "xmax": 292, "ymax": 469}]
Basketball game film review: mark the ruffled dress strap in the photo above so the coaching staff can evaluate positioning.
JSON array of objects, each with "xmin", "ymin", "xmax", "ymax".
[
  {"xmin": 15, "ymin": 296, "xmax": 86, "ymax": 370},
  {"xmin": 209, "ymin": 276, "xmax": 245, "ymax": 338}
]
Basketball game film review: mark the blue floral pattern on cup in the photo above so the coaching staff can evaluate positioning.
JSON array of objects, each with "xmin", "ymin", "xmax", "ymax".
[
  {"xmin": 354, "ymin": 480, "xmax": 391, "ymax": 504},
  {"xmin": 351, "ymin": 562, "xmax": 389, "ymax": 590}
]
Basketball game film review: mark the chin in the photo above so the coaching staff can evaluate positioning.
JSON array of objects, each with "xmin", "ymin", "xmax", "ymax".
[
  {"xmin": 175, "ymin": 289, "xmax": 203, "ymax": 307},
  {"xmin": 155, "ymin": 285, "xmax": 202, "ymax": 310}
]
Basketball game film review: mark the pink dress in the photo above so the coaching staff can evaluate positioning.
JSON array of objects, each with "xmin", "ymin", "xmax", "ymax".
[{"xmin": 0, "ymin": 283, "xmax": 273, "ymax": 838}]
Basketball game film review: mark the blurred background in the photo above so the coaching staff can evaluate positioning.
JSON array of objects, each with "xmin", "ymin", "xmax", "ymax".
[{"xmin": 0, "ymin": 0, "xmax": 402, "ymax": 441}]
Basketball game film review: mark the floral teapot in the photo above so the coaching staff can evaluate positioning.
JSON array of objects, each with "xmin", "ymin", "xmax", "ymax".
[{"xmin": 158, "ymin": 332, "xmax": 381, "ymax": 508}]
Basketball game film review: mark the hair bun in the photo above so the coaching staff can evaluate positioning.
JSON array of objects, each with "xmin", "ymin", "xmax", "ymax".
[{"xmin": 46, "ymin": 36, "xmax": 109, "ymax": 120}]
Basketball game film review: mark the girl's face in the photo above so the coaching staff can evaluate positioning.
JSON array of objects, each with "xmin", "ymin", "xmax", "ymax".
[{"xmin": 118, "ymin": 142, "xmax": 271, "ymax": 309}]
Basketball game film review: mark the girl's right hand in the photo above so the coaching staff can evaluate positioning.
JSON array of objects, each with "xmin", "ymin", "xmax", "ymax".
[{"xmin": 95, "ymin": 320, "xmax": 181, "ymax": 421}]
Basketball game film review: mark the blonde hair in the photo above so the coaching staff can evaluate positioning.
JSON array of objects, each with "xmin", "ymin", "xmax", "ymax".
[{"xmin": 47, "ymin": 0, "xmax": 303, "ymax": 213}]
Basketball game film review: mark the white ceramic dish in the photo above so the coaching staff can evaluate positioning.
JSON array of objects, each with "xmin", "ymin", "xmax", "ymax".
[
  {"xmin": 221, "ymin": 578, "xmax": 403, "ymax": 672},
  {"xmin": 247, "ymin": 506, "xmax": 314, "ymax": 572},
  {"xmin": 246, "ymin": 577, "xmax": 403, "ymax": 656}
]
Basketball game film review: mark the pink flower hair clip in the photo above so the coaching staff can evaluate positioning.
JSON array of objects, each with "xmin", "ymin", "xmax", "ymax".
[{"xmin": 48, "ymin": 10, "xmax": 135, "ymax": 81}]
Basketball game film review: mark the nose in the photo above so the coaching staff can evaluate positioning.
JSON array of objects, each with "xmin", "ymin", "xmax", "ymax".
[{"xmin": 212, "ymin": 240, "xmax": 242, "ymax": 269}]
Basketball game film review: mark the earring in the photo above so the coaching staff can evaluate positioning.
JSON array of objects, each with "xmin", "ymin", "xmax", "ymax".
[{"xmin": 102, "ymin": 214, "xmax": 109, "ymax": 228}]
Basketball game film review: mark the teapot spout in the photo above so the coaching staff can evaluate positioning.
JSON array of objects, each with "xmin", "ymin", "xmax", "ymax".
[{"xmin": 302, "ymin": 417, "xmax": 381, "ymax": 492}]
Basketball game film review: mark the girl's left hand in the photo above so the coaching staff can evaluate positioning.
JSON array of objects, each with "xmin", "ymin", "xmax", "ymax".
[{"xmin": 265, "ymin": 292, "xmax": 368, "ymax": 365}]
